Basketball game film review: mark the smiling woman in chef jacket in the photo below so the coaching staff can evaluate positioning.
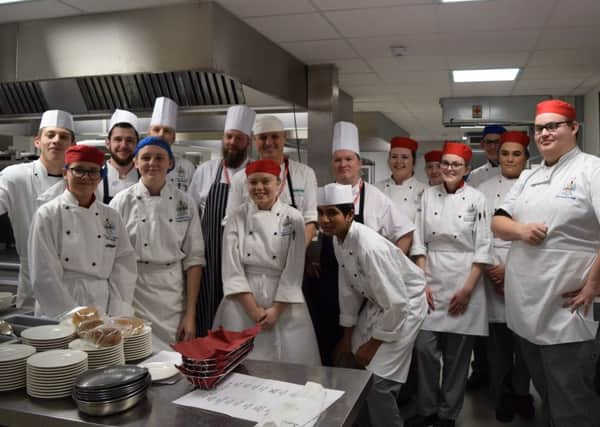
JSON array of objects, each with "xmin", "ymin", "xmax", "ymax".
[
  {"xmin": 424, "ymin": 150, "xmax": 444, "ymax": 186},
  {"xmin": 110, "ymin": 137, "xmax": 205, "ymax": 351},
  {"xmin": 477, "ymin": 131, "xmax": 533, "ymax": 422},
  {"xmin": 29, "ymin": 145, "xmax": 137, "ymax": 319},
  {"xmin": 376, "ymin": 137, "xmax": 427, "ymax": 221},
  {"xmin": 408, "ymin": 141, "xmax": 493, "ymax": 427},
  {"xmin": 492, "ymin": 100, "xmax": 600, "ymax": 427},
  {"xmin": 318, "ymin": 183, "xmax": 426, "ymax": 427},
  {"xmin": 212, "ymin": 159, "xmax": 320, "ymax": 366}
]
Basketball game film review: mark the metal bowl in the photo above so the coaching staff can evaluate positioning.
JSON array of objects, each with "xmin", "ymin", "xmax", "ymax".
[
  {"xmin": 74, "ymin": 375, "xmax": 151, "ymax": 402},
  {"xmin": 74, "ymin": 365, "xmax": 148, "ymax": 390},
  {"xmin": 73, "ymin": 387, "xmax": 148, "ymax": 416}
]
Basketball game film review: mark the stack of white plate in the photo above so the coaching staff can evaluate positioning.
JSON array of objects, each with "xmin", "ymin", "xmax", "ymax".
[
  {"xmin": 123, "ymin": 326, "xmax": 152, "ymax": 361},
  {"xmin": 0, "ymin": 344, "xmax": 36, "ymax": 391},
  {"xmin": 69, "ymin": 339, "xmax": 125, "ymax": 369},
  {"xmin": 21, "ymin": 324, "xmax": 77, "ymax": 352},
  {"xmin": 26, "ymin": 349, "xmax": 88, "ymax": 399}
]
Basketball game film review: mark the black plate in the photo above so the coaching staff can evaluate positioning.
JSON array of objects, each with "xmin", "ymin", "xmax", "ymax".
[
  {"xmin": 74, "ymin": 366, "xmax": 149, "ymax": 390},
  {"xmin": 74, "ymin": 375, "xmax": 151, "ymax": 401}
]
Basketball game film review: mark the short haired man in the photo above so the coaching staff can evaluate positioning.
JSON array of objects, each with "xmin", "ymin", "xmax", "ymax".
[{"xmin": 467, "ymin": 125, "xmax": 506, "ymax": 187}]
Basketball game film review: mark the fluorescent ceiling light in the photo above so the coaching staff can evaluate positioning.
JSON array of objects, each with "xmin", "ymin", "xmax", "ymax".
[
  {"xmin": 460, "ymin": 125, "xmax": 485, "ymax": 129},
  {"xmin": 452, "ymin": 68, "xmax": 520, "ymax": 82},
  {"xmin": 441, "ymin": 0, "xmax": 481, "ymax": 2},
  {"xmin": 0, "ymin": 0, "xmax": 29, "ymax": 4}
]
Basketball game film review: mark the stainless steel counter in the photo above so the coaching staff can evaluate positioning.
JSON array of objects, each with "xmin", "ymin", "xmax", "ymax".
[{"xmin": 0, "ymin": 359, "xmax": 372, "ymax": 427}]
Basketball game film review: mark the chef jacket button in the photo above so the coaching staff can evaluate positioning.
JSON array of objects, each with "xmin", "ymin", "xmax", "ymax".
[
  {"xmin": 144, "ymin": 243, "xmax": 148, "ymax": 247},
  {"xmin": 142, "ymin": 219, "xmax": 146, "ymax": 222},
  {"xmin": 95, "ymin": 213, "xmax": 99, "ymax": 216},
  {"xmin": 137, "ymin": 196, "xmax": 141, "ymax": 200},
  {"xmin": 169, "ymin": 196, "xmax": 173, "ymax": 200},
  {"xmin": 272, "ymin": 255, "xmax": 276, "ymax": 259},
  {"xmin": 249, "ymin": 231, "xmax": 253, "ymax": 235},
  {"xmin": 247, "ymin": 253, "xmax": 251, "ymax": 257},
  {"xmin": 166, "ymin": 263, "xmax": 171, "ymax": 266},
  {"xmin": 341, "ymin": 264, "xmax": 345, "ymax": 268},
  {"xmin": 276, "ymin": 213, "xmax": 280, "ymax": 216},
  {"xmin": 64, "ymin": 257, "xmax": 69, "ymax": 262},
  {"xmin": 403, "ymin": 198, "xmax": 407, "ymax": 201},
  {"xmin": 97, "ymin": 235, "xmax": 101, "ymax": 239},
  {"xmin": 354, "ymin": 274, "xmax": 358, "ymax": 278},
  {"xmin": 65, "ymin": 206, "xmax": 70, "ymax": 210},
  {"xmin": 432, "ymin": 231, "xmax": 436, "ymax": 235},
  {"xmin": 273, "ymin": 232, "xmax": 277, "ymax": 235},
  {"xmin": 169, "ymin": 219, "xmax": 173, "ymax": 222},
  {"xmin": 66, "ymin": 230, "xmax": 71, "ymax": 235},
  {"xmin": 434, "ymin": 212, "xmax": 438, "ymax": 215},
  {"xmin": 453, "ymin": 235, "xmax": 457, "ymax": 239},
  {"xmin": 438, "ymin": 193, "xmax": 441, "ymax": 197},
  {"xmin": 409, "ymin": 186, "xmax": 412, "ymax": 190},
  {"xmin": 349, "ymin": 251, "xmax": 353, "ymax": 255},
  {"xmin": 92, "ymin": 262, "xmax": 96, "ymax": 267},
  {"xmin": 144, "ymin": 261, "xmax": 149, "ymax": 264},
  {"xmin": 361, "ymin": 291, "xmax": 365, "ymax": 296},
  {"xmin": 34, "ymin": 173, "xmax": 38, "ymax": 176},
  {"xmin": 497, "ymin": 194, "xmax": 500, "ymax": 197},
  {"xmin": 462, "ymin": 197, "xmax": 465, "ymax": 200},
  {"xmin": 458, "ymin": 215, "xmax": 462, "ymax": 218}
]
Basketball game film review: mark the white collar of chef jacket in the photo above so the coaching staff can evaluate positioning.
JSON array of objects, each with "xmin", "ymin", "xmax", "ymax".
[
  {"xmin": 336, "ymin": 220, "xmax": 359, "ymax": 248},
  {"xmin": 62, "ymin": 189, "xmax": 99, "ymax": 211},
  {"xmin": 529, "ymin": 146, "xmax": 580, "ymax": 186},
  {"xmin": 134, "ymin": 180, "xmax": 175, "ymax": 199},
  {"xmin": 248, "ymin": 197, "xmax": 284, "ymax": 215}
]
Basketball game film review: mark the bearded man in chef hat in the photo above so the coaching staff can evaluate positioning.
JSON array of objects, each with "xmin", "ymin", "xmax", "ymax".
[
  {"xmin": 148, "ymin": 96, "xmax": 196, "ymax": 192},
  {"xmin": 492, "ymin": 99, "xmax": 600, "ymax": 427},
  {"xmin": 0, "ymin": 109, "xmax": 75, "ymax": 308}
]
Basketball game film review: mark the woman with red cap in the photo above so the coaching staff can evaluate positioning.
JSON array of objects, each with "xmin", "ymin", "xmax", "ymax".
[
  {"xmin": 29, "ymin": 145, "xmax": 137, "ymax": 319},
  {"xmin": 424, "ymin": 150, "xmax": 443, "ymax": 186},
  {"xmin": 212, "ymin": 159, "xmax": 320, "ymax": 365},
  {"xmin": 110, "ymin": 136, "xmax": 205, "ymax": 351},
  {"xmin": 376, "ymin": 137, "xmax": 427, "ymax": 221},
  {"xmin": 407, "ymin": 142, "xmax": 493, "ymax": 427},
  {"xmin": 492, "ymin": 100, "xmax": 600, "ymax": 427},
  {"xmin": 478, "ymin": 131, "xmax": 533, "ymax": 422}
]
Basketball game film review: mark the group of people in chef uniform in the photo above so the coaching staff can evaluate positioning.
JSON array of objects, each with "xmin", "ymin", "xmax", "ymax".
[{"xmin": 1, "ymin": 95, "xmax": 598, "ymax": 427}]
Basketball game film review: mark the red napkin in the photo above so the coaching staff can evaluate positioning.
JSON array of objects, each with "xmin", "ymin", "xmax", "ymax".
[{"xmin": 171, "ymin": 325, "xmax": 260, "ymax": 360}]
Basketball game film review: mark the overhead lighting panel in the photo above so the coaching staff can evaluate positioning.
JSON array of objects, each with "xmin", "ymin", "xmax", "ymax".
[
  {"xmin": 452, "ymin": 68, "xmax": 520, "ymax": 83},
  {"xmin": 441, "ymin": 0, "xmax": 482, "ymax": 3}
]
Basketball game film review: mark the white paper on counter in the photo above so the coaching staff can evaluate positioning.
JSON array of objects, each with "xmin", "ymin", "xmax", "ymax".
[{"xmin": 173, "ymin": 373, "xmax": 345, "ymax": 426}]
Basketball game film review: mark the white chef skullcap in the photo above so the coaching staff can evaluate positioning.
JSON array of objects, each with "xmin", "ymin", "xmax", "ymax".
[
  {"xmin": 253, "ymin": 115, "xmax": 284, "ymax": 135},
  {"xmin": 332, "ymin": 121, "xmax": 360, "ymax": 155},
  {"xmin": 109, "ymin": 109, "xmax": 139, "ymax": 133},
  {"xmin": 317, "ymin": 183, "xmax": 353, "ymax": 206},
  {"xmin": 150, "ymin": 97, "xmax": 178, "ymax": 129},
  {"xmin": 225, "ymin": 105, "xmax": 256, "ymax": 137},
  {"xmin": 39, "ymin": 110, "xmax": 74, "ymax": 132}
]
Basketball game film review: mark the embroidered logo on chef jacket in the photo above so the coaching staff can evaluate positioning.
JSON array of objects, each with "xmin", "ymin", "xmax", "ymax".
[
  {"xmin": 556, "ymin": 177, "xmax": 577, "ymax": 200},
  {"xmin": 103, "ymin": 218, "xmax": 118, "ymax": 246},
  {"xmin": 280, "ymin": 216, "xmax": 295, "ymax": 239},
  {"xmin": 175, "ymin": 200, "xmax": 192, "ymax": 222},
  {"xmin": 463, "ymin": 205, "xmax": 477, "ymax": 223}
]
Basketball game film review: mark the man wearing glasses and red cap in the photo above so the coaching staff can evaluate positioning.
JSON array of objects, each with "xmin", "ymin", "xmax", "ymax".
[
  {"xmin": 467, "ymin": 125, "xmax": 506, "ymax": 188},
  {"xmin": 492, "ymin": 100, "xmax": 600, "ymax": 427}
]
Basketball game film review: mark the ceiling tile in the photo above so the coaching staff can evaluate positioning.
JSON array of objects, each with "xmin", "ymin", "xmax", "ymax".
[
  {"xmin": 339, "ymin": 73, "xmax": 382, "ymax": 86},
  {"xmin": 447, "ymin": 52, "xmax": 529, "ymax": 69},
  {"xmin": 314, "ymin": 0, "xmax": 433, "ymax": 10},
  {"xmin": 368, "ymin": 56, "xmax": 448, "ymax": 72},
  {"xmin": 342, "ymin": 85, "xmax": 399, "ymax": 99},
  {"xmin": 325, "ymin": 4, "xmax": 437, "ymax": 38},
  {"xmin": 0, "ymin": 0, "xmax": 80, "ymax": 24},
  {"xmin": 452, "ymin": 82, "xmax": 515, "ymax": 97},
  {"xmin": 374, "ymin": 69, "xmax": 450, "ymax": 84},
  {"xmin": 549, "ymin": 0, "xmax": 600, "ymax": 27},
  {"xmin": 438, "ymin": 0, "xmax": 552, "ymax": 32},
  {"xmin": 537, "ymin": 26, "xmax": 600, "ymax": 50},
  {"xmin": 59, "ymin": 0, "xmax": 191, "ymax": 13},
  {"xmin": 528, "ymin": 49, "xmax": 600, "ymax": 67},
  {"xmin": 213, "ymin": 0, "xmax": 315, "ymax": 17},
  {"xmin": 334, "ymin": 59, "xmax": 372, "ymax": 73},
  {"xmin": 519, "ymin": 67, "xmax": 594, "ymax": 81},
  {"xmin": 281, "ymin": 39, "xmax": 357, "ymax": 62},
  {"xmin": 442, "ymin": 30, "xmax": 539, "ymax": 54},
  {"xmin": 349, "ymin": 33, "xmax": 446, "ymax": 58},
  {"xmin": 245, "ymin": 13, "xmax": 339, "ymax": 42},
  {"xmin": 511, "ymin": 88, "xmax": 570, "ymax": 96},
  {"xmin": 515, "ymin": 78, "xmax": 586, "ymax": 91}
]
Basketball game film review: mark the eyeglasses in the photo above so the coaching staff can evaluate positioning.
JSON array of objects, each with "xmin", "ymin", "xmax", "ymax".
[
  {"xmin": 68, "ymin": 167, "xmax": 102, "ymax": 179},
  {"xmin": 481, "ymin": 138, "xmax": 501, "ymax": 145},
  {"xmin": 534, "ymin": 121, "xmax": 572, "ymax": 134},
  {"xmin": 440, "ymin": 161, "xmax": 465, "ymax": 170}
]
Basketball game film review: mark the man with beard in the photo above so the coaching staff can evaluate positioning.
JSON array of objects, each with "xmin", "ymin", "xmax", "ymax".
[
  {"xmin": 100, "ymin": 109, "xmax": 140, "ymax": 204},
  {"xmin": 189, "ymin": 105, "xmax": 256, "ymax": 336}
]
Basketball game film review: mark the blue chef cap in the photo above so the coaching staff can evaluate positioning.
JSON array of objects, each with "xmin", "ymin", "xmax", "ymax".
[
  {"xmin": 133, "ymin": 136, "xmax": 175, "ymax": 172},
  {"xmin": 482, "ymin": 125, "xmax": 506, "ymax": 137}
]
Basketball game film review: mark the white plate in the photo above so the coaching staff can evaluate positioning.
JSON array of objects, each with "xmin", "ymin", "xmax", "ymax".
[
  {"xmin": 21, "ymin": 325, "xmax": 76, "ymax": 341},
  {"xmin": 27, "ymin": 349, "xmax": 87, "ymax": 368},
  {"xmin": 69, "ymin": 339, "xmax": 122, "ymax": 352},
  {"xmin": 0, "ymin": 344, "xmax": 36, "ymax": 362},
  {"xmin": 138, "ymin": 361, "xmax": 179, "ymax": 381}
]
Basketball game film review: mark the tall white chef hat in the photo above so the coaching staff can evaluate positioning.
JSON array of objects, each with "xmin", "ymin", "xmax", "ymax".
[
  {"xmin": 332, "ymin": 121, "xmax": 360, "ymax": 155},
  {"xmin": 253, "ymin": 115, "xmax": 285, "ymax": 135},
  {"xmin": 225, "ymin": 105, "xmax": 256, "ymax": 137},
  {"xmin": 150, "ymin": 97, "xmax": 178, "ymax": 129},
  {"xmin": 39, "ymin": 110, "xmax": 74, "ymax": 133},
  {"xmin": 109, "ymin": 109, "xmax": 139, "ymax": 133},
  {"xmin": 317, "ymin": 183, "xmax": 353, "ymax": 206}
]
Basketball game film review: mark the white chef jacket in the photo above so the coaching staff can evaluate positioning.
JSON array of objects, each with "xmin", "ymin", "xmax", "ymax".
[
  {"xmin": 375, "ymin": 176, "xmax": 427, "ymax": 222},
  {"xmin": 467, "ymin": 160, "xmax": 500, "ymax": 188},
  {"xmin": 478, "ymin": 174, "xmax": 521, "ymax": 323},
  {"xmin": 411, "ymin": 183, "xmax": 493, "ymax": 336},
  {"xmin": 97, "ymin": 161, "xmax": 138, "ymax": 202},
  {"xmin": 335, "ymin": 221, "xmax": 427, "ymax": 383},
  {"xmin": 499, "ymin": 147, "xmax": 600, "ymax": 345},
  {"xmin": 226, "ymin": 158, "xmax": 318, "ymax": 224},
  {"xmin": 0, "ymin": 160, "xmax": 63, "ymax": 306},
  {"xmin": 110, "ymin": 181, "xmax": 205, "ymax": 349},
  {"xmin": 353, "ymin": 181, "xmax": 415, "ymax": 243},
  {"xmin": 214, "ymin": 199, "xmax": 320, "ymax": 365},
  {"xmin": 167, "ymin": 154, "xmax": 195, "ymax": 192},
  {"xmin": 188, "ymin": 158, "xmax": 249, "ymax": 214},
  {"xmin": 29, "ymin": 190, "xmax": 137, "ymax": 319}
]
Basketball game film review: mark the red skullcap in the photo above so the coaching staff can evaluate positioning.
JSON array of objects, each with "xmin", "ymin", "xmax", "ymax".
[
  {"xmin": 65, "ymin": 145, "xmax": 105, "ymax": 167},
  {"xmin": 390, "ymin": 137, "xmax": 418, "ymax": 152},
  {"xmin": 245, "ymin": 159, "xmax": 281, "ymax": 177},
  {"xmin": 443, "ymin": 141, "xmax": 472, "ymax": 163},
  {"xmin": 424, "ymin": 150, "xmax": 442, "ymax": 163},
  {"xmin": 535, "ymin": 100, "xmax": 576, "ymax": 120},
  {"xmin": 500, "ymin": 131, "xmax": 530, "ymax": 148}
]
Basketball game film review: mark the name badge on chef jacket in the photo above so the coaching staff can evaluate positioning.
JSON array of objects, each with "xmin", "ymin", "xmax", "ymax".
[
  {"xmin": 175, "ymin": 200, "xmax": 192, "ymax": 222},
  {"xmin": 463, "ymin": 205, "xmax": 477, "ymax": 223},
  {"xmin": 103, "ymin": 218, "xmax": 118, "ymax": 246},
  {"xmin": 280, "ymin": 216, "xmax": 295, "ymax": 239},
  {"xmin": 556, "ymin": 177, "xmax": 577, "ymax": 200}
]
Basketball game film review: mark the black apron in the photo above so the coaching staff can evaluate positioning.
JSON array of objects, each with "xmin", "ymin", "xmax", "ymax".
[
  {"xmin": 196, "ymin": 164, "xmax": 230, "ymax": 336},
  {"xmin": 304, "ymin": 183, "xmax": 365, "ymax": 366},
  {"xmin": 284, "ymin": 158, "xmax": 297, "ymax": 209},
  {"xmin": 102, "ymin": 163, "xmax": 139, "ymax": 204}
]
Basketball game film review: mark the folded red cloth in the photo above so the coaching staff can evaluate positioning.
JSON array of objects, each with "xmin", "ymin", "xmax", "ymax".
[{"xmin": 171, "ymin": 325, "xmax": 260, "ymax": 360}]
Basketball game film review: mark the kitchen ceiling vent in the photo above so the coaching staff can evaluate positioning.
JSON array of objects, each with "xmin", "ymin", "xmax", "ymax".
[
  {"xmin": 0, "ymin": 81, "xmax": 47, "ymax": 115},
  {"xmin": 77, "ymin": 70, "xmax": 245, "ymax": 112}
]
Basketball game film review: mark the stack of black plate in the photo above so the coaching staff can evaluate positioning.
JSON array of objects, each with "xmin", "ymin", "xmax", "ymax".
[{"xmin": 72, "ymin": 365, "xmax": 151, "ymax": 416}]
